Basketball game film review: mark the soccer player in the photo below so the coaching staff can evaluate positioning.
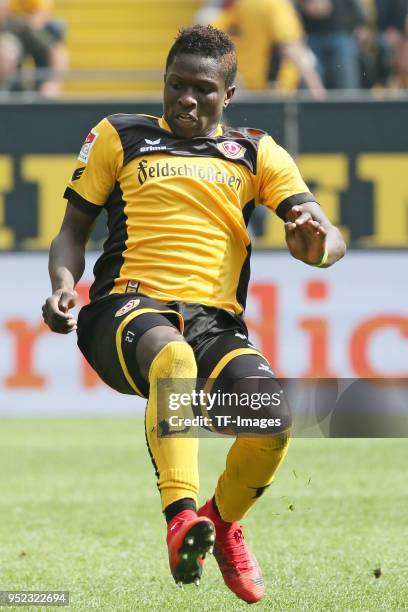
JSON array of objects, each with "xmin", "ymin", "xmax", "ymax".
[{"xmin": 42, "ymin": 25, "xmax": 345, "ymax": 603}]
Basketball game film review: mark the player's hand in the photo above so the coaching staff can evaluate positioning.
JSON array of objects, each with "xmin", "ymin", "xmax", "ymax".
[
  {"xmin": 42, "ymin": 288, "xmax": 78, "ymax": 334},
  {"xmin": 285, "ymin": 206, "xmax": 327, "ymax": 264}
]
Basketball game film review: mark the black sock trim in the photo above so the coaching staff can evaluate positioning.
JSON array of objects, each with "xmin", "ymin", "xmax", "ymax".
[{"xmin": 164, "ymin": 498, "xmax": 197, "ymax": 523}]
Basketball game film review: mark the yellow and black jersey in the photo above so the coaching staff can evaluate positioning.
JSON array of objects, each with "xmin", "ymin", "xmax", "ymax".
[{"xmin": 64, "ymin": 114, "xmax": 315, "ymax": 314}]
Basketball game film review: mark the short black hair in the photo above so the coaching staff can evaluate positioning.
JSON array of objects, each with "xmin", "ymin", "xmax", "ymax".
[{"xmin": 166, "ymin": 25, "xmax": 237, "ymax": 88}]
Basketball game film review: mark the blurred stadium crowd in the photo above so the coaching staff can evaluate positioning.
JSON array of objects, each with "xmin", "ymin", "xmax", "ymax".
[
  {"xmin": 198, "ymin": 0, "xmax": 408, "ymax": 95},
  {"xmin": 1, "ymin": 0, "xmax": 408, "ymax": 97},
  {"xmin": 0, "ymin": 0, "xmax": 67, "ymax": 96}
]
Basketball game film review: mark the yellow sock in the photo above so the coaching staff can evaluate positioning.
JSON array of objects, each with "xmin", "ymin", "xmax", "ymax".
[
  {"xmin": 215, "ymin": 433, "xmax": 290, "ymax": 522},
  {"xmin": 145, "ymin": 341, "xmax": 199, "ymax": 510}
]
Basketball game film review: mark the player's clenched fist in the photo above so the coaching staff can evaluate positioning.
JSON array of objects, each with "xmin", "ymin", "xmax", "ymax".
[
  {"xmin": 284, "ymin": 204, "xmax": 329, "ymax": 266},
  {"xmin": 42, "ymin": 288, "xmax": 78, "ymax": 334}
]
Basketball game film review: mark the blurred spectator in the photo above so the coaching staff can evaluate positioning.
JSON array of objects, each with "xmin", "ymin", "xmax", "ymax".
[
  {"xmin": 0, "ymin": 31, "xmax": 21, "ymax": 90},
  {"xmin": 200, "ymin": 0, "xmax": 326, "ymax": 98},
  {"xmin": 394, "ymin": 36, "xmax": 408, "ymax": 86},
  {"xmin": 0, "ymin": 0, "xmax": 47, "ymax": 89},
  {"xmin": 297, "ymin": 0, "xmax": 370, "ymax": 89},
  {"xmin": 12, "ymin": 0, "xmax": 68, "ymax": 96},
  {"xmin": 372, "ymin": 0, "xmax": 408, "ymax": 86},
  {"xmin": 0, "ymin": 0, "xmax": 65, "ymax": 95},
  {"xmin": 375, "ymin": 0, "xmax": 407, "ymax": 39}
]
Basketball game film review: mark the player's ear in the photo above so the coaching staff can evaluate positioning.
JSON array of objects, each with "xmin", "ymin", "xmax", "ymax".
[{"xmin": 223, "ymin": 85, "xmax": 235, "ymax": 108}]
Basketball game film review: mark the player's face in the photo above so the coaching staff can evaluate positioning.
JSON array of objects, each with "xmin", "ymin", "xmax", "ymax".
[{"xmin": 163, "ymin": 54, "xmax": 235, "ymax": 139}]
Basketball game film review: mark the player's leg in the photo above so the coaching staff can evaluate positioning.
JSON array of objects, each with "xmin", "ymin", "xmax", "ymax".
[
  {"xmin": 77, "ymin": 294, "xmax": 214, "ymax": 584},
  {"xmin": 194, "ymin": 334, "xmax": 290, "ymax": 603},
  {"xmin": 136, "ymin": 325, "xmax": 215, "ymax": 585},
  {"xmin": 208, "ymin": 360, "xmax": 290, "ymax": 523},
  {"xmin": 136, "ymin": 325, "xmax": 199, "ymax": 514}
]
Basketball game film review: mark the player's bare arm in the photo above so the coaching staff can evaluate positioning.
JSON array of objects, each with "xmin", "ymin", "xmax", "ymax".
[
  {"xmin": 280, "ymin": 42, "xmax": 327, "ymax": 101},
  {"xmin": 284, "ymin": 202, "xmax": 346, "ymax": 267},
  {"xmin": 42, "ymin": 203, "xmax": 95, "ymax": 334}
]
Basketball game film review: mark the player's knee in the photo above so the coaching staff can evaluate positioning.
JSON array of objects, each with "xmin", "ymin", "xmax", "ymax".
[
  {"xmin": 247, "ymin": 377, "xmax": 292, "ymax": 437},
  {"xmin": 149, "ymin": 341, "xmax": 197, "ymax": 382},
  {"xmin": 136, "ymin": 325, "xmax": 185, "ymax": 380},
  {"xmin": 210, "ymin": 375, "xmax": 292, "ymax": 436}
]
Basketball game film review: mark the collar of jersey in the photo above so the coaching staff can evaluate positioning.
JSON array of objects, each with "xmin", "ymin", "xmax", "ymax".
[{"xmin": 159, "ymin": 117, "xmax": 223, "ymax": 138}]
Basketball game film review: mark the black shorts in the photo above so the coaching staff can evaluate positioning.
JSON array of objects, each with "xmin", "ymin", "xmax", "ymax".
[{"xmin": 77, "ymin": 293, "xmax": 275, "ymax": 399}]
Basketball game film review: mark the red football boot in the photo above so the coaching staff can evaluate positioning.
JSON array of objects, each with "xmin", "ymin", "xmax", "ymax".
[
  {"xmin": 198, "ymin": 499, "xmax": 265, "ymax": 603},
  {"xmin": 167, "ymin": 510, "xmax": 215, "ymax": 586}
]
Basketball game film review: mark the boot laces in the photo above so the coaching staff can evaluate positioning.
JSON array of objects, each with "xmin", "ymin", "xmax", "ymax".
[{"xmin": 216, "ymin": 526, "xmax": 253, "ymax": 575}]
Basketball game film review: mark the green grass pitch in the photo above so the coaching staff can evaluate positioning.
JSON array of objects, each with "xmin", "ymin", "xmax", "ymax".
[{"xmin": 0, "ymin": 418, "xmax": 407, "ymax": 611}]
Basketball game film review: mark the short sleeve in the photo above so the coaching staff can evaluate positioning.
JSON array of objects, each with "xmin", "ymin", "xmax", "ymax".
[
  {"xmin": 64, "ymin": 118, "xmax": 123, "ymax": 217},
  {"xmin": 254, "ymin": 135, "xmax": 316, "ymax": 220}
]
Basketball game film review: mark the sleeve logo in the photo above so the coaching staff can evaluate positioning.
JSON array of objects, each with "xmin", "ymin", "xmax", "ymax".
[
  {"xmin": 71, "ymin": 167, "xmax": 85, "ymax": 181},
  {"xmin": 78, "ymin": 129, "xmax": 98, "ymax": 163},
  {"xmin": 217, "ymin": 141, "xmax": 246, "ymax": 159}
]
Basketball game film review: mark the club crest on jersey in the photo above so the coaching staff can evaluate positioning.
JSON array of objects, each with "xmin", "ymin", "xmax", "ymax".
[
  {"xmin": 115, "ymin": 299, "xmax": 140, "ymax": 317},
  {"xmin": 78, "ymin": 129, "xmax": 98, "ymax": 163},
  {"xmin": 217, "ymin": 141, "xmax": 246, "ymax": 159}
]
